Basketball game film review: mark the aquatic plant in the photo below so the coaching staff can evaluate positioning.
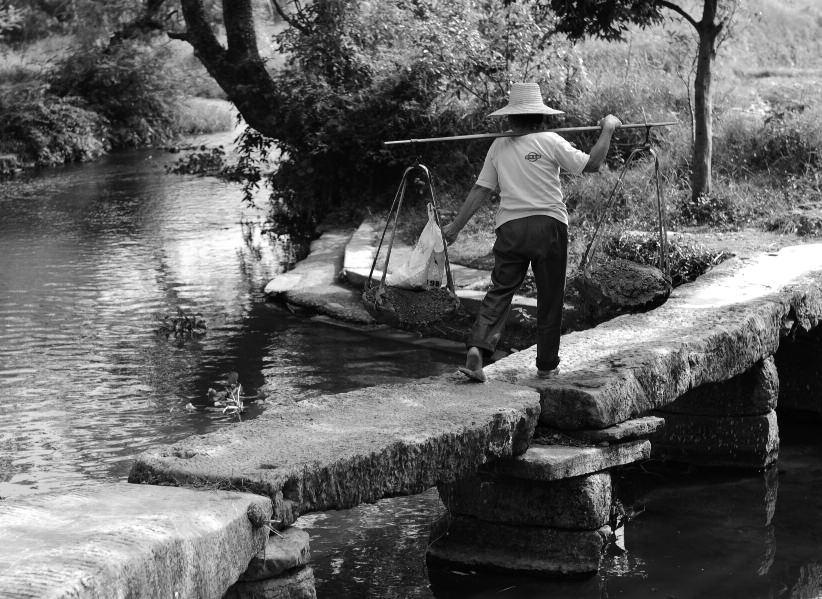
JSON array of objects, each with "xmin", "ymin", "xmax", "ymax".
[
  {"xmin": 156, "ymin": 308, "xmax": 207, "ymax": 340},
  {"xmin": 207, "ymin": 371, "xmax": 245, "ymax": 420},
  {"xmin": 166, "ymin": 145, "xmax": 227, "ymax": 176}
]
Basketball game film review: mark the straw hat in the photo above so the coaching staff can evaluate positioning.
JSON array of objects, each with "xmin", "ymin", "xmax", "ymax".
[{"xmin": 488, "ymin": 82, "xmax": 564, "ymax": 117}]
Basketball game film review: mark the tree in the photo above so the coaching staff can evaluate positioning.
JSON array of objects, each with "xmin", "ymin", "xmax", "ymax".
[
  {"xmin": 547, "ymin": 0, "xmax": 739, "ymax": 202},
  {"xmin": 168, "ymin": 0, "xmax": 283, "ymax": 136}
]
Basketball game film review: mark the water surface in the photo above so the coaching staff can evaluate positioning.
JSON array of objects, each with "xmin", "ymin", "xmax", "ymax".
[
  {"xmin": 4, "ymin": 143, "xmax": 822, "ymax": 599},
  {"xmin": 0, "ymin": 145, "xmax": 456, "ymax": 497}
]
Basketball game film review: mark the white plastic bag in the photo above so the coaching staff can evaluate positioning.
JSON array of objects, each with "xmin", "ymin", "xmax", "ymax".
[{"xmin": 386, "ymin": 203, "xmax": 446, "ymax": 290}]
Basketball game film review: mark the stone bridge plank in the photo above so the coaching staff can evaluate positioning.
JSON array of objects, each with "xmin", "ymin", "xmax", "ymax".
[
  {"xmin": 130, "ymin": 380, "xmax": 540, "ymax": 525},
  {"xmin": 0, "ymin": 483, "xmax": 271, "ymax": 599},
  {"xmin": 486, "ymin": 244, "xmax": 822, "ymax": 429}
]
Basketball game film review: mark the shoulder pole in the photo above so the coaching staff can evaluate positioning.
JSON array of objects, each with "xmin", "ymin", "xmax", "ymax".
[{"xmin": 383, "ymin": 121, "xmax": 679, "ymax": 146}]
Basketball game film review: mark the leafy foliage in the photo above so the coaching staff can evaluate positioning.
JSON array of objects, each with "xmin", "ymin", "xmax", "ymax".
[
  {"xmin": 206, "ymin": 371, "xmax": 245, "ymax": 419},
  {"xmin": 0, "ymin": 86, "xmax": 109, "ymax": 165},
  {"xmin": 48, "ymin": 39, "xmax": 183, "ymax": 148},
  {"xmin": 0, "ymin": 3, "xmax": 26, "ymax": 40},
  {"xmin": 252, "ymin": 0, "xmax": 590, "ymax": 223},
  {"xmin": 602, "ymin": 231, "xmax": 732, "ymax": 286},
  {"xmin": 166, "ymin": 145, "xmax": 227, "ymax": 176},
  {"xmin": 715, "ymin": 104, "xmax": 821, "ymax": 179},
  {"xmin": 155, "ymin": 308, "xmax": 207, "ymax": 340},
  {"xmin": 546, "ymin": 0, "xmax": 665, "ymax": 41},
  {"xmin": 674, "ymin": 192, "xmax": 738, "ymax": 228}
]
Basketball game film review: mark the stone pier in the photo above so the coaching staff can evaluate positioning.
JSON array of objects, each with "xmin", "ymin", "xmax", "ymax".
[
  {"xmin": 776, "ymin": 325, "xmax": 822, "ymax": 417},
  {"xmin": 652, "ymin": 357, "xmax": 780, "ymax": 468},
  {"xmin": 115, "ymin": 244, "xmax": 822, "ymax": 591},
  {"xmin": 428, "ymin": 424, "xmax": 655, "ymax": 575}
]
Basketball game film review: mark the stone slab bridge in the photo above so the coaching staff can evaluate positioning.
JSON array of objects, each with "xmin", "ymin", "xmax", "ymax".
[{"xmin": 4, "ymin": 245, "xmax": 819, "ymax": 599}]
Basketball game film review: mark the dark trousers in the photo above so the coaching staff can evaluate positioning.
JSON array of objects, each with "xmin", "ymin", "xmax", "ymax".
[{"xmin": 467, "ymin": 215, "xmax": 568, "ymax": 371}]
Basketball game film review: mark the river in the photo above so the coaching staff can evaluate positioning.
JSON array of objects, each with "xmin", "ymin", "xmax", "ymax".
[
  {"xmin": 0, "ymin": 141, "xmax": 457, "ymax": 495},
  {"xmin": 2, "ymin": 142, "xmax": 822, "ymax": 598}
]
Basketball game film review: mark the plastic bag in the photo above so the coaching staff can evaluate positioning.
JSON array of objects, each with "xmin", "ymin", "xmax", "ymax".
[{"xmin": 386, "ymin": 203, "xmax": 445, "ymax": 290}]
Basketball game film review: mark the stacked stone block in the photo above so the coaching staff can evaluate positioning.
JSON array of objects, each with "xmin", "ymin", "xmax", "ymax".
[
  {"xmin": 652, "ymin": 357, "xmax": 780, "ymax": 468},
  {"xmin": 776, "ymin": 326, "xmax": 822, "ymax": 416},
  {"xmin": 225, "ymin": 527, "xmax": 316, "ymax": 599},
  {"xmin": 426, "ymin": 439, "xmax": 651, "ymax": 576}
]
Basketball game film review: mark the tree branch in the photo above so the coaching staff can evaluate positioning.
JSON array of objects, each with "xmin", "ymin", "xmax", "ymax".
[
  {"xmin": 167, "ymin": 29, "xmax": 189, "ymax": 41},
  {"xmin": 179, "ymin": 0, "xmax": 226, "ymax": 59},
  {"xmin": 270, "ymin": 0, "xmax": 310, "ymax": 34},
  {"xmin": 657, "ymin": 0, "xmax": 698, "ymax": 30},
  {"xmin": 178, "ymin": 0, "xmax": 282, "ymax": 137}
]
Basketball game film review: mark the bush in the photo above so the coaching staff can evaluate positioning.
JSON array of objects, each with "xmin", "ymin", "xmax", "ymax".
[
  {"xmin": 0, "ymin": 87, "xmax": 109, "ymax": 166},
  {"xmin": 565, "ymin": 153, "xmax": 681, "ymax": 232},
  {"xmin": 714, "ymin": 105, "xmax": 822, "ymax": 179},
  {"xmin": 674, "ymin": 192, "xmax": 739, "ymax": 229},
  {"xmin": 48, "ymin": 40, "xmax": 183, "ymax": 148},
  {"xmin": 242, "ymin": 0, "xmax": 596, "ymax": 224},
  {"xmin": 602, "ymin": 231, "xmax": 732, "ymax": 286}
]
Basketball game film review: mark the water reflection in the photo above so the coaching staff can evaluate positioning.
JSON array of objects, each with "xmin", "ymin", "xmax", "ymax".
[
  {"xmin": 6, "ymin": 145, "xmax": 822, "ymax": 598},
  {"xmin": 0, "ymin": 146, "xmax": 456, "ymax": 497},
  {"xmin": 298, "ymin": 418, "xmax": 822, "ymax": 598}
]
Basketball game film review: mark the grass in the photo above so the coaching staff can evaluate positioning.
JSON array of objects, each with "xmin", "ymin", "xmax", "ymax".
[
  {"xmin": 406, "ymin": 0, "xmax": 822, "ymax": 271},
  {"xmin": 173, "ymin": 98, "xmax": 237, "ymax": 135}
]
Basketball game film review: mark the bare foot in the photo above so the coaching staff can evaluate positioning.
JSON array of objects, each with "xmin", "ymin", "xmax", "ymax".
[{"xmin": 458, "ymin": 347, "xmax": 486, "ymax": 383}]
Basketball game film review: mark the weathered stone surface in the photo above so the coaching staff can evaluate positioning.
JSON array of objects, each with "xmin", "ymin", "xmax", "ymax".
[
  {"xmin": 651, "ymin": 409, "xmax": 779, "ymax": 468},
  {"xmin": 569, "ymin": 257, "xmax": 671, "ymax": 322},
  {"xmin": 776, "ymin": 325, "xmax": 822, "ymax": 414},
  {"xmin": 0, "ymin": 483, "xmax": 271, "ymax": 599},
  {"xmin": 226, "ymin": 566, "xmax": 316, "ymax": 599},
  {"xmin": 783, "ymin": 562, "xmax": 822, "ymax": 599},
  {"xmin": 130, "ymin": 380, "xmax": 539, "ymax": 525},
  {"xmin": 486, "ymin": 440, "xmax": 650, "ymax": 481},
  {"xmin": 438, "ymin": 472, "xmax": 611, "ymax": 529},
  {"xmin": 264, "ymin": 229, "xmax": 376, "ymax": 324},
  {"xmin": 427, "ymin": 515, "xmax": 611, "ymax": 575},
  {"xmin": 485, "ymin": 245, "xmax": 822, "ymax": 429},
  {"xmin": 662, "ymin": 356, "xmax": 778, "ymax": 416},
  {"xmin": 241, "ymin": 528, "xmax": 311, "ymax": 582},
  {"xmin": 562, "ymin": 416, "xmax": 665, "ymax": 444},
  {"xmin": 286, "ymin": 284, "xmax": 376, "ymax": 324}
]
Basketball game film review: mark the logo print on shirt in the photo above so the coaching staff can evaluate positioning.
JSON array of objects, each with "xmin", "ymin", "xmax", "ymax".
[{"xmin": 525, "ymin": 151, "xmax": 542, "ymax": 162}]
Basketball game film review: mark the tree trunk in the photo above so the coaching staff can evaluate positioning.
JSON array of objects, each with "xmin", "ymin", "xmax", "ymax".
[
  {"xmin": 175, "ymin": 0, "xmax": 281, "ymax": 137},
  {"xmin": 691, "ymin": 0, "xmax": 721, "ymax": 202}
]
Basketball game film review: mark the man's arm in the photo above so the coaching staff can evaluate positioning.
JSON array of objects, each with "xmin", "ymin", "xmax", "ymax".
[
  {"xmin": 583, "ymin": 115, "xmax": 622, "ymax": 173},
  {"xmin": 443, "ymin": 184, "xmax": 495, "ymax": 245}
]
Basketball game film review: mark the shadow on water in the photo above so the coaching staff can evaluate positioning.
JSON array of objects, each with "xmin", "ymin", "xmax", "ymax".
[
  {"xmin": 296, "ymin": 414, "xmax": 822, "ymax": 599},
  {"xmin": 0, "ymin": 145, "xmax": 457, "ymax": 497},
  {"xmin": 6, "ymin": 144, "xmax": 822, "ymax": 598}
]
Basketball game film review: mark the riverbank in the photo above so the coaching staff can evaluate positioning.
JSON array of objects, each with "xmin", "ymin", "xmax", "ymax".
[{"xmin": 0, "ymin": 32, "xmax": 236, "ymax": 178}]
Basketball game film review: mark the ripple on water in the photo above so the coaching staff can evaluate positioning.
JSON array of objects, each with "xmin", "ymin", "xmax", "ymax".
[{"xmin": 0, "ymin": 148, "xmax": 457, "ymax": 498}]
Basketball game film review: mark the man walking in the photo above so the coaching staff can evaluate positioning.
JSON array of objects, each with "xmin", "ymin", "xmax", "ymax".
[{"xmin": 443, "ymin": 82, "xmax": 621, "ymax": 382}]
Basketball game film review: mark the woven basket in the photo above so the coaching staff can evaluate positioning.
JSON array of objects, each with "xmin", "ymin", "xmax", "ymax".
[{"xmin": 362, "ymin": 285, "xmax": 461, "ymax": 329}]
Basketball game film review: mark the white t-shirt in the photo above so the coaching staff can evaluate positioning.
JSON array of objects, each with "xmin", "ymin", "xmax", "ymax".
[{"xmin": 475, "ymin": 132, "xmax": 589, "ymax": 228}]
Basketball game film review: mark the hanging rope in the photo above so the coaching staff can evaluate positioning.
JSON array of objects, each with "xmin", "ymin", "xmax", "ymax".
[
  {"xmin": 578, "ymin": 126, "xmax": 671, "ymax": 286},
  {"xmin": 362, "ymin": 162, "xmax": 460, "ymax": 328}
]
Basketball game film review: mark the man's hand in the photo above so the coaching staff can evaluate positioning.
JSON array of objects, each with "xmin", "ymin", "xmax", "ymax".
[
  {"xmin": 599, "ymin": 114, "xmax": 622, "ymax": 132},
  {"xmin": 442, "ymin": 223, "xmax": 460, "ymax": 246}
]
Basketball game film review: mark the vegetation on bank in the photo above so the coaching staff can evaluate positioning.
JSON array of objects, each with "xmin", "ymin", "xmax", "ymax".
[
  {"xmin": 0, "ymin": 4, "xmax": 233, "ymax": 176},
  {"xmin": 193, "ymin": 0, "xmax": 819, "ymax": 251},
  {"xmin": 2, "ymin": 0, "xmax": 820, "ymax": 253}
]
